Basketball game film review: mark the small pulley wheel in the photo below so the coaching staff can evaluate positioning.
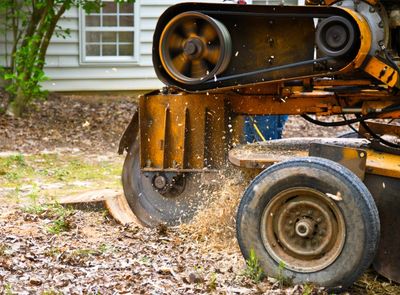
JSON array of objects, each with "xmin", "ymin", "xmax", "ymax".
[
  {"xmin": 159, "ymin": 11, "xmax": 232, "ymax": 84},
  {"xmin": 316, "ymin": 16, "xmax": 356, "ymax": 57}
]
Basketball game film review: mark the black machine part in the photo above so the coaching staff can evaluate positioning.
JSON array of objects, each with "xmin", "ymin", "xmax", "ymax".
[
  {"xmin": 153, "ymin": 3, "xmax": 363, "ymax": 92},
  {"xmin": 366, "ymin": 174, "xmax": 400, "ymax": 283}
]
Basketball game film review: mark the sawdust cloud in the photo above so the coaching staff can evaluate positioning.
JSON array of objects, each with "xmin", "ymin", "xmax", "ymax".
[{"xmin": 180, "ymin": 167, "xmax": 253, "ymax": 252}]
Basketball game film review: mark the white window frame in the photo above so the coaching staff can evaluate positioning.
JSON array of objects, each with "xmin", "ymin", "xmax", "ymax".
[{"xmin": 79, "ymin": 1, "xmax": 140, "ymax": 65}]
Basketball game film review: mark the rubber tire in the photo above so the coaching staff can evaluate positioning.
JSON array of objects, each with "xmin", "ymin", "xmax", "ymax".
[
  {"xmin": 122, "ymin": 140, "xmax": 204, "ymax": 227},
  {"xmin": 236, "ymin": 157, "xmax": 380, "ymax": 292}
]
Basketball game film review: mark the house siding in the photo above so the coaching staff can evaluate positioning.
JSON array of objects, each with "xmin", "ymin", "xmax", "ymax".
[{"xmin": 0, "ymin": 0, "xmax": 299, "ymax": 92}]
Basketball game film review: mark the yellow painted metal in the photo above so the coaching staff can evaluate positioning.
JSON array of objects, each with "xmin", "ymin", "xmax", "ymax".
[
  {"xmin": 139, "ymin": 88, "xmax": 400, "ymax": 173},
  {"xmin": 338, "ymin": 8, "xmax": 372, "ymax": 73},
  {"xmin": 362, "ymin": 56, "xmax": 400, "ymax": 88},
  {"xmin": 228, "ymin": 91, "xmax": 400, "ymax": 117},
  {"xmin": 229, "ymin": 140, "xmax": 400, "ymax": 179},
  {"xmin": 139, "ymin": 92, "xmax": 227, "ymax": 170},
  {"xmin": 366, "ymin": 150, "xmax": 400, "ymax": 178}
]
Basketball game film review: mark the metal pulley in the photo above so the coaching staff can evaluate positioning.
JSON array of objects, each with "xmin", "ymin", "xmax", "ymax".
[
  {"xmin": 316, "ymin": 16, "xmax": 357, "ymax": 57},
  {"xmin": 159, "ymin": 11, "xmax": 232, "ymax": 84}
]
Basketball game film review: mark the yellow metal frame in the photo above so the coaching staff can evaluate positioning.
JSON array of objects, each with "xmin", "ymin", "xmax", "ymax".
[
  {"xmin": 339, "ymin": 8, "xmax": 372, "ymax": 73},
  {"xmin": 139, "ymin": 92, "xmax": 228, "ymax": 171}
]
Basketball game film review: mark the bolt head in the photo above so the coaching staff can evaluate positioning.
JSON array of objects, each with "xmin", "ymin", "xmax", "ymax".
[{"xmin": 154, "ymin": 175, "xmax": 167, "ymax": 189}]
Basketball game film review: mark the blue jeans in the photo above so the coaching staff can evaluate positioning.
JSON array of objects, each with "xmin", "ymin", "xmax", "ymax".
[{"xmin": 244, "ymin": 115, "xmax": 288, "ymax": 143}]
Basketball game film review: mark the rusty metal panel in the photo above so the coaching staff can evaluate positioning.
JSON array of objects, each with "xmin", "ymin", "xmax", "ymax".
[
  {"xmin": 366, "ymin": 174, "xmax": 400, "ymax": 283},
  {"xmin": 228, "ymin": 137, "xmax": 400, "ymax": 179},
  {"xmin": 229, "ymin": 138, "xmax": 369, "ymax": 169},
  {"xmin": 139, "ymin": 93, "xmax": 227, "ymax": 171},
  {"xmin": 139, "ymin": 96, "xmax": 168, "ymax": 169},
  {"xmin": 309, "ymin": 143, "xmax": 367, "ymax": 180},
  {"xmin": 228, "ymin": 94, "xmax": 340, "ymax": 116},
  {"xmin": 359, "ymin": 121, "xmax": 400, "ymax": 138},
  {"xmin": 118, "ymin": 108, "xmax": 139, "ymax": 155}
]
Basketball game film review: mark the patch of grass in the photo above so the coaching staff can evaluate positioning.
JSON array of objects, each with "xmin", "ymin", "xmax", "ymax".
[
  {"xmin": 0, "ymin": 154, "xmax": 27, "ymax": 181},
  {"xmin": 1, "ymin": 153, "xmax": 121, "ymax": 192},
  {"xmin": 22, "ymin": 200, "xmax": 64, "ymax": 216},
  {"xmin": 23, "ymin": 203, "xmax": 47, "ymax": 215},
  {"xmin": 22, "ymin": 201, "xmax": 75, "ymax": 234},
  {"xmin": 277, "ymin": 260, "xmax": 292, "ymax": 287},
  {"xmin": 72, "ymin": 248, "xmax": 101, "ymax": 257},
  {"xmin": 302, "ymin": 283, "xmax": 314, "ymax": 295},
  {"xmin": 26, "ymin": 190, "xmax": 40, "ymax": 203},
  {"xmin": 42, "ymin": 289, "xmax": 62, "ymax": 295},
  {"xmin": 0, "ymin": 154, "xmax": 34, "ymax": 189},
  {"xmin": 3, "ymin": 284, "xmax": 16, "ymax": 295},
  {"xmin": 208, "ymin": 272, "xmax": 218, "ymax": 291},
  {"xmin": 6, "ymin": 154, "xmax": 26, "ymax": 166},
  {"xmin": 45, "ymin": 247, "xmax": 62, "ymax": 258},
  {"xmin": 52, "ymin": 167, "xmax": 70, "ymax": 181},
  {"xmin": 48, "ymin": 216, "xmax": 72, "ymax": 234},
  {"xmin": 4, "ymin": 171, "xmax": 20, "ymax": 181},
  {"xmin": 47, "ymin": 204, "xmax": 74, "ymax": 234},
  {"xmin": 139, "ymin": 255, "xmax": 151, "ymax": 265},
  {"xmin": 98, "ymin": 243, "xmax": 112, "ymax": 254},
  {"xmin": 1, "ymin": 153, "xmax": 122, "ymax": 211},
  {"xmin": 243, "ymin": 248, "xmax": 264, "ymax": 283}
]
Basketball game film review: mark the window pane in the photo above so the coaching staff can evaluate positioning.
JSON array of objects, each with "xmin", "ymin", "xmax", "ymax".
[
  {"xmin": 103, "ymin": 15, "xmax": 117, "ymax": 26},
  {"xmin": 103, "ymin": 44, "xmax": 116, "ymax": 56},
  {"xmin": 119, "ymin": 44, "xmax": 133, "ymax": 56},
  {"xmin": 86, "ymin": 15, "xmax": 100, "ymax": 26},
  {"xmin": 86, "ymin": 44, "xmax": 100, "ymax": 56},
  {"xmin": 119, "ymin": 32, "xmax": 133, "ymax": 43},
  {"xmin": 86, "ymin": 32, "xmax": 100, "ymax": 42},
  {"xmin": 103, "ymin": 2, "xmax": 117, "ymax": 13},
  {"xmin": 120, "ymin": 3, "xmax": 133, "ymax": 13},
  {"xmin": 102, "ymin": 32, "xmax": 117, "ymax": 42},
  {"xmin": 119, "ymin": 15, "xmax": 134, "ymax": 27}
]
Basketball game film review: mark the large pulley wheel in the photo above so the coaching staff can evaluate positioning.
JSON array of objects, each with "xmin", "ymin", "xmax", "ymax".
[
  {"xmin": 159, "ymin": 11, "xmax": 232, "ymax": 84},
  {"xmin": 316, "ymin": 16, "xmax": 357, "ymax": 57},
  {"xmin": 122, "ymin": 139, "xmax": 205, "ymax": 227},
  {"xmin": 236, "ymin": 157, "xmax": 380, "ymax": 291}
]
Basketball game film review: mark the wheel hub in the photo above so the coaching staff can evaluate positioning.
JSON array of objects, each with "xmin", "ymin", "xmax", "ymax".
[
  {"xmin": 183, "ymin": 38, "xmax": 204, "ymax": 58},
  {"xmin": 261, "ymin": 187, "xmax": 346, "ymax": 272},
  {"xmin": 150, "ymin": 172, "xmax": 186, "ymax": 197},
  {"xmin": 295, "ymin": 218, "xmax": 315, "ymax": 238},
  {"xmin": 153, "ymin": 175, "xmax": 168, "ymax": 190}
]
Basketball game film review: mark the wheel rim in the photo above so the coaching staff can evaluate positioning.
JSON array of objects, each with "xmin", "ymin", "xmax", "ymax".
[
  {"xmin": 260, "ymin": 187, "xmax": 346, "ymax": 272},
  {"xmin": 159, "ymin": 11, "xmax": 232, "ymax": 84}
]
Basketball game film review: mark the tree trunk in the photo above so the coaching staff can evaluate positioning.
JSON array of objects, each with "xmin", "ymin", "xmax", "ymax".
[{"xmin": 7, "ymin": 88, "xmax": 28, "ymax": 117}]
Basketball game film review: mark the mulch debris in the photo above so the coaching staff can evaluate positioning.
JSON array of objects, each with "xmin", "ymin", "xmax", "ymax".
[{"xmin": 1, "ymin": 90, "xmax": 399, "ymax": 294}]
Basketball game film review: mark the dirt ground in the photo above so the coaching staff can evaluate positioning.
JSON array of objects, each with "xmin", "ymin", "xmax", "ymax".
[{"xmin": 1, "ymin": 91, "xmax": 399, "ymax": 294}]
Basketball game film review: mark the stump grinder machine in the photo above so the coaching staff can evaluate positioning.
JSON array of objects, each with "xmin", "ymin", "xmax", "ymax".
[{"xmin": 118, "ymin": 0, "xmax": 400, "ymax": 291}]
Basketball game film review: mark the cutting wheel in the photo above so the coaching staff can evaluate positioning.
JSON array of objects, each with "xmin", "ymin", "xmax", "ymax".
[{"xmin": 122, "ymin": 139, "xmax": 206, "ymax": 227}]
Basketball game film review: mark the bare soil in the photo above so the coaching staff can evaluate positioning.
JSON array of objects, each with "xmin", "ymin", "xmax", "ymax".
[{"xmin": 0, "ymin": 91, "xmax": 399, "ymax": 294}]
